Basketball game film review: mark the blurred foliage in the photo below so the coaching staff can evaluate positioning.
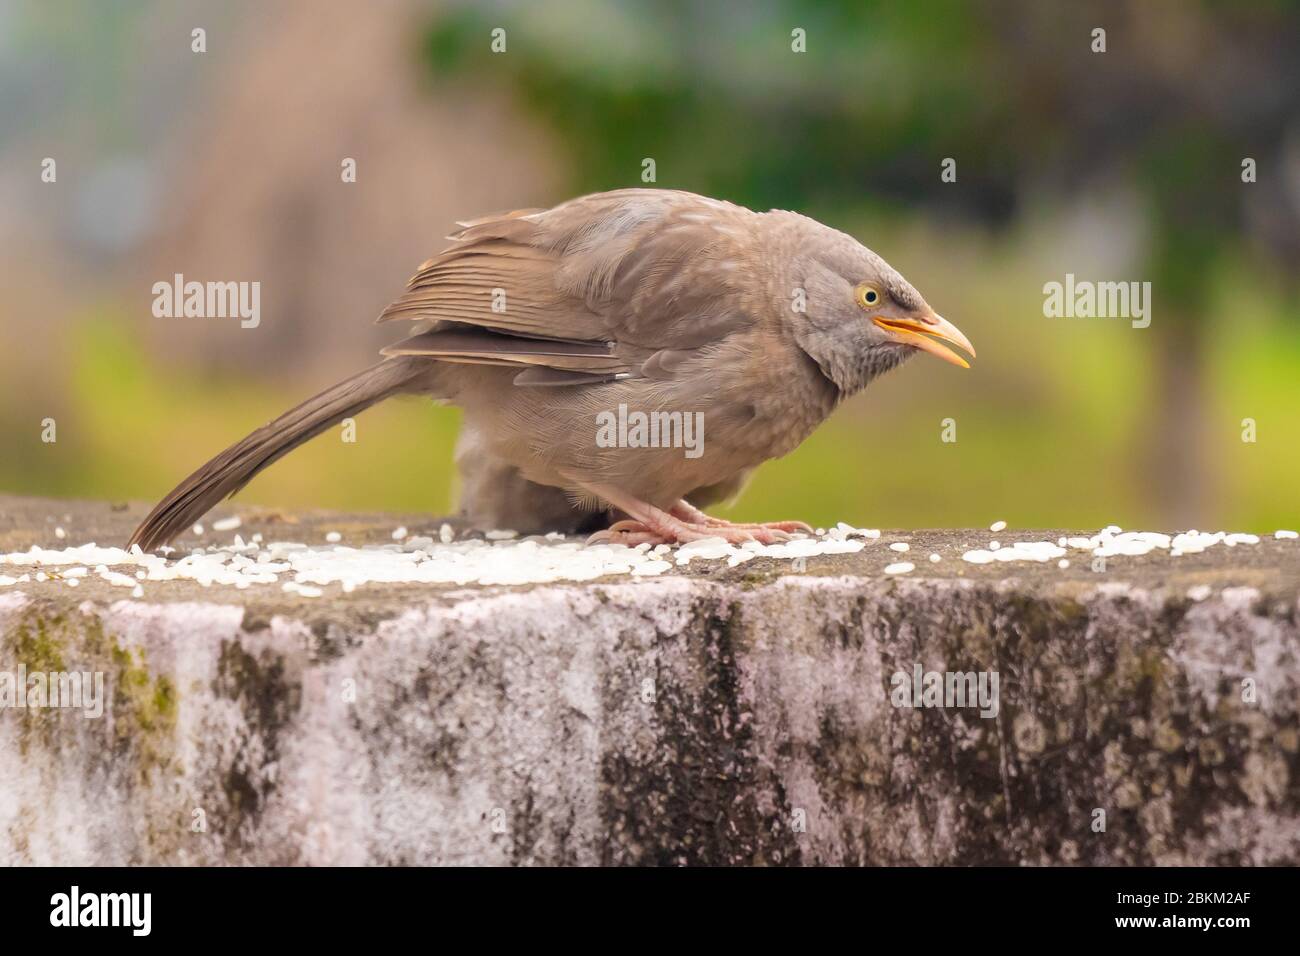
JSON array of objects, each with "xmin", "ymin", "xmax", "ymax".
[
  {"xmin": 0, "ymin": 316, "xmax": 463, "ymax": 520},
  {"xmin": 425, "ymin": 0, "xmax": 1022, "ymax": 222},
  {"xmin": 423, "ymin": 0, "xmax": 1300, "ymax": 264}
]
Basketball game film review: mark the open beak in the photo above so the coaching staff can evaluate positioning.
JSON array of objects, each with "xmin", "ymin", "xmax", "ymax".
[{"xmin": 872, "ymin": 310, "xmax": 976, "ymax": 369}]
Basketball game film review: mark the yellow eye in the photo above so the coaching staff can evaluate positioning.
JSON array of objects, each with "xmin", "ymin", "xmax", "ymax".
[{"xmin": 857, "ymin": 284, "xmax": 882, "ymax": 309}]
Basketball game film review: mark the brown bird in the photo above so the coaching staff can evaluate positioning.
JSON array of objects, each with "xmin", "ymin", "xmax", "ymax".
[{"xmin": 129, "ymin": 188, "xmax": 974, "ymax": 551}]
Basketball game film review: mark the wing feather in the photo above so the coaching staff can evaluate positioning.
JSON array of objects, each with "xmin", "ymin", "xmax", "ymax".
[
  {"xmin": 380, "ymin": 328, "xmax": 628, "ymax": 373},
  {"xmin": 375, "ymin": 189, "xmax": 763, "ymax": 386}
]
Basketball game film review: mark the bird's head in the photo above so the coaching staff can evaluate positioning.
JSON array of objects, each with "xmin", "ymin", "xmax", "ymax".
[{"xmin": 784, "ymin": 220, "xmax": 975, "ymax": 395}]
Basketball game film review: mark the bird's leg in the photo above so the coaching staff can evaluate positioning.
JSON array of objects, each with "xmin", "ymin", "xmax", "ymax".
[
  {"xmin": 669, "ymin": 499, "xmax": 813, "ymax": 535},
  {"xmin": 592, "ymin": 519, "xmax": 669, "ymax": 547},
  {"xmin": 583, "ymin": 485, "xmax": 799, "ymax": 546}
]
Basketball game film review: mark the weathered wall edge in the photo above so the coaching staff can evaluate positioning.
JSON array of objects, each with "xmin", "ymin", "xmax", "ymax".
[{"xmin": 1, "ymin": 574, "xmax": 1296, "ymax": 865}]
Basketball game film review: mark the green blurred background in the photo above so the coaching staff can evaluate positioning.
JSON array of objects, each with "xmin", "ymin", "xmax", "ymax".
[{"xmin": 1, "ymin": 0, "xmax": 1297, "ymax": 531}]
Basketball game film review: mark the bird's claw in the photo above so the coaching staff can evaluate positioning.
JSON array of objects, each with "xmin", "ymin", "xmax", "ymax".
[
  {"xmin": 586, "ymin": 520, "xmax": 669, "ymax": 547},
  {"xmin": 587, "ymin": 518, "xmax": 795, "ymax": 547}
]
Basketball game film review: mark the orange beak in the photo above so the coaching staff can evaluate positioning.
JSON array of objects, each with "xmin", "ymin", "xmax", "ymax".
[{"xmin": 872, "ymin": 310, "xmax": 976, "ymax": 369}]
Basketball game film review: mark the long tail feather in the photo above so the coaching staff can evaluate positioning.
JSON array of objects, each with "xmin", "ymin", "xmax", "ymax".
[{"xmin": 128, "ymin": 358, "xmax": 425, "ymax": 551}]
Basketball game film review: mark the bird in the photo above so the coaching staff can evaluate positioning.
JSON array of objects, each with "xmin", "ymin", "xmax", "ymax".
[{"xmin": 128, "ymin": 188, "xmax": 974, "ymax": 552}]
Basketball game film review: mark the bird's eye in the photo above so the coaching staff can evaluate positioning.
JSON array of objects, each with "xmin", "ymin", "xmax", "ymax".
[{"xmin": 857, "ymin": 284, "xmax": 882, "ymax": 309}]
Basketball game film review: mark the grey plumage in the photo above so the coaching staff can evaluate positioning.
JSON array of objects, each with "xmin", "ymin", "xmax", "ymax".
[{"xmin": 130, "ymin": 188, "xmax": 973, "ymax": 551}]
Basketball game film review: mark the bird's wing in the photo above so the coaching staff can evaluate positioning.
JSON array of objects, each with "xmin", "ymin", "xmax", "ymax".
[{"xmin": 376, "ymin": 190, "xmax": 761, "ymax": 383}]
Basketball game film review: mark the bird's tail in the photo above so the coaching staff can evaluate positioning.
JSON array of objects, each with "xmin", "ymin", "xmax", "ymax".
[{"xmin": 128, "ymin": 357, "xmax": 427, "ymax": 552}]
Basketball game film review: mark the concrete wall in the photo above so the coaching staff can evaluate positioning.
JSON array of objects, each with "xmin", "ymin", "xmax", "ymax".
[{"xmin": 3, "ymin": 564, "xmax": 1297, "ymax": 864}]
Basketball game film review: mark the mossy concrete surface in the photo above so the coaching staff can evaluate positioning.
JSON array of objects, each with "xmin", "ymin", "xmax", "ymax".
[{"xmin": 1, "ymin": 494, "xmax": 1297, "ymax": 864}]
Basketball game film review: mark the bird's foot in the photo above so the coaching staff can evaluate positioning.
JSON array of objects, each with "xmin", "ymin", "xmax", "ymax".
[
  {"xmin": 585, "ymin": 498, "xmax": 811, "ymax": 547},
  {"xmin": 587, "ymin": 518, "xmax": 792, "ymax": 547},
  {"xmin": 669, "ymin": 500, "xmax": 813, "ymax": 535},
  {"xmin": 586, "ymin": 520, "xmax": 671, "ymax": 547}
]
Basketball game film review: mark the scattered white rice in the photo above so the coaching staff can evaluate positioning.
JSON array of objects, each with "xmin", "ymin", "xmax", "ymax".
[
  {"xmin": 961, "ymin": 525, "xmax": 1280, "ymax": 566},
  {"xmin": 1275, "ymin": 530, "xmax": 1298, "ymax": 539},
  {"xmin": 834, "ymin": 523, "xmax": 881, "ymax": 541},
  {"xmin": 828, "ymin": 525, "xmax": 880, "ymax": 539},
  {"xmin": 2, "ymin": 520, "xmax": 1287, "ymax": 596},
  {"xmin": 963, "ymin": 541, "xmax": 1064, "ymax": 564},
  {"xmin": 283, "ymin": 581, "xmax": 324, "ymax": 598},
  {"xmin": 0, "ymin": 527, "xmax": 869, "ymax": 593},
  {"xmin": 54, "ymin": 526, "xmax": 66, "ymax": 540},
  {"xmin": 192, "ymin": 523, "xmax": 204, "ymax": 535},
  {"xmin": 212, "ymin": 516, "xmax": 242, "ymax": 532},
  {"xmin": 990, "ymin": 520, "xmax": 1007, "ymax": 533},
  {"xmin": 929, "ymin": 553, "xmax": 941, "ymax": 563},
  {"xmin": 1187, "ymin": 584, "xmax": 1212, "ymax": 601},
  {"xmin": 889, "ymin": 542, "xmax": 910, "ymax": 552},
  {"xmin": 673, "ymin": 533, "xmax": 864, "ymax": 568},
  {"xmin": 98, "ymin": 568, "xmax": 137, "ymax": 589}
]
